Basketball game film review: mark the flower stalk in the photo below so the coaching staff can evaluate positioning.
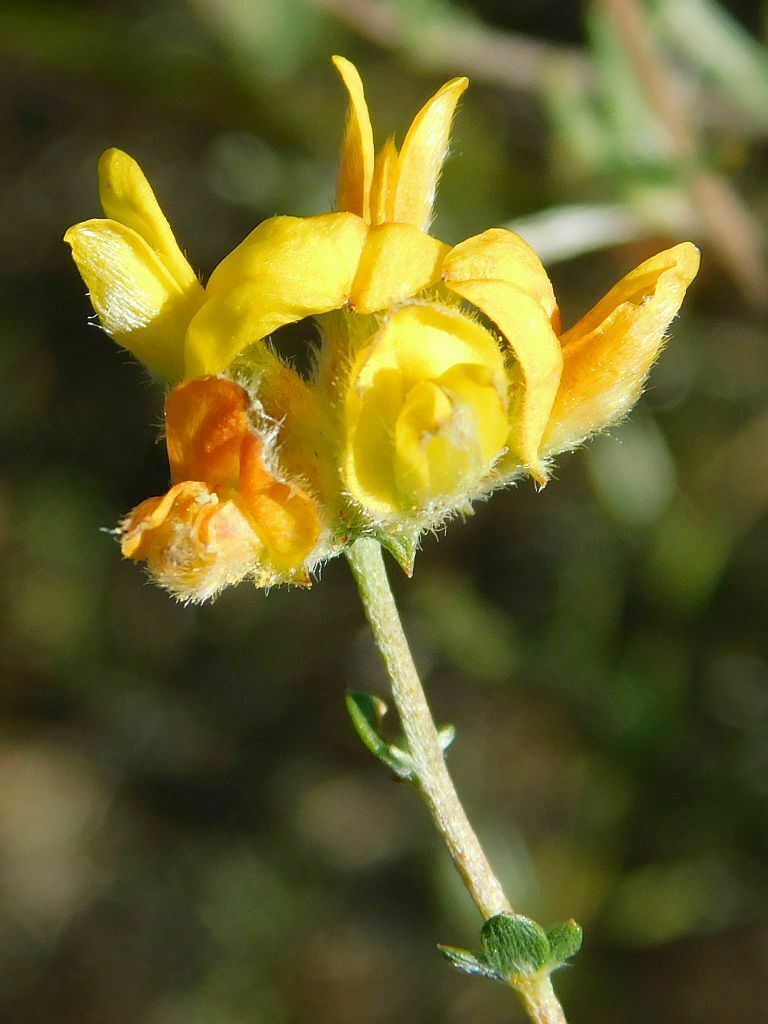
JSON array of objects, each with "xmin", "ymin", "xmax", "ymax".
[
  {"xmin": 517, "ymin": 976, "xmax": 568, "ymax": 1024},
  {"xmin": 346, "ymin": 537, "xmax": 569, "ymax": 1024}
]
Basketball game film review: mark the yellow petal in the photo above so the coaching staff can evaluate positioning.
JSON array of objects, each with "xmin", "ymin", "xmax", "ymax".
[
  {"xmin": 393, "ymin": 380, "xmax": 455, "ymax": 504},
  {"xmin": 98, "ymin": 148, "xmax": 198, "ymax": 291},
  {"xmin": 350, "ymin": 222, "xmax": 449, "ymax": 313},
  {"xmin": 345, "ymin": 360, "xmax": 405, "ymax": 513},
  {"xmin": 64, "ymin": 219, "xmax": 204, "ymax": 380},
  {"xmin": 439, "ymin": 362, "xmax": 510, "ymax": 465},
  {"xmin": 442, "ymin": 228, "xmax": 560, "ymax": 330},
  {"xmin": 345, "ymin": 303, "xmax": 508, "ymax": 515},
  {"xmin": 332, "ymin": 56, "xmax": 375, "ymax": 223},
  {"xmin": 444, "ymin": 278, "xmax": 563, "ymax": 481},
  {"xmin": 370, "ymin": 136, "xmax": 399, "ymax": 226},
  {"xmin": 394, "ymin": 364, "xmax": 508, "ymax": 507},
  {"xmin": 185, "ymin": 213, "xmax": 368, "ymax": 377},
  {"xmin": 543, "ymin": 242, "xmax": 700, "ymax": 455},
  {"xmin": 363, "ymin": 303, "xmax": 507, "ymax": 383},
  {"xmin": 390, "ymin": 76, "xmax": 468, "ymax": 231}
]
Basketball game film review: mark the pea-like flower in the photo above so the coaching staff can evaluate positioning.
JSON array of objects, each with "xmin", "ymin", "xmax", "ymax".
[
  {"xmin": 65, "ymin": 57, "xmax": 699, "ymax": 599},
  {"xmin": 119, "ymin": 376, "xmax": 322, "ymax": 601}
]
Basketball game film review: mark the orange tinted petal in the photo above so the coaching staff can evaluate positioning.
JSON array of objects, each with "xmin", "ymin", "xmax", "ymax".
[
  {"xmin": 333, "ymin": 56, "xmax": 375, "ymax": 222},
  {"xmin": 238, "ymin": 434, "xmax": 321, "ymax": 570},
  {"xmin": 543, "ymin": 242, "xmax": 700, "ymax": 455},
  {"xmin": 165, "ymin": 376, "xmax": 250, "ymax": 488},
  {"xmin": 162, "ymin": 376, "xmax": 321, "ymax": 574},
  {"xmin": 120, "ymin": 481, "xmax": 261, "ymax": 603}
]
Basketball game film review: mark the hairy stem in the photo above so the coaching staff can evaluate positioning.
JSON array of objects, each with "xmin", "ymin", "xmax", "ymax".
[
  {"xmin": 346, "ymin": 537, "xmax": 569, "ymax": 1024},
  {"xmin": 347, "ymin": 537, "xmax": 509, "ymax": 917},
  {"xmin": 517, "ymin": 976, "xmax": 568, "ymax": 1024}
]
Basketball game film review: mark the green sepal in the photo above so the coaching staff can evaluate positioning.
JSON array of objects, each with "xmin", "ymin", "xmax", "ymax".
[
  {"xmin": 545, "ymin": 919, "xmax": 583, "ymax": 968},
  {"xmin": 377, "ymin": 528, "xmax": 420, "ymax": 577},
  {"xmin": 481, "ymin": 913, "xmax": 550, "ymax": 977},
  {"xmin": 345, "ymin": 691, "xmax": 413, "ymax": 779},
  {"xmin": 437, "ymin": 945, "xmax": 500, "ymax": 980}
]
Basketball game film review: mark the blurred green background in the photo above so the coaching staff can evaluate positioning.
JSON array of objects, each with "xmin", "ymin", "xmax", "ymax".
[{"xmin": 2, "ymin": 0, "xmax": 768, "ymax": 1021}]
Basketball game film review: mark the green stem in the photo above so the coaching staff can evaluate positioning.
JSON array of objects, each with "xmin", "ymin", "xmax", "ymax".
[{"xmin": 346, "ymin": 538, "xmax": 568, "ymax": 1024}]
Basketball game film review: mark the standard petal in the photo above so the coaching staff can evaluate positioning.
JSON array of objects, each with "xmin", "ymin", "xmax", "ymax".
[
  {"xmin": 64, "ymin": 219, "xmax": 204, "ymax": 380},
  {"xmin": 350, "ymin": 222, "xmax": 449, "ymax": 313},
  {"xmin": 390, "ymin": 76, "xmax": 468, "ymax": 231},
  {"xmin": 333, "ymin": 56, "xmax": 375, "ymax": 222},
  {"xmin": 444, "ymin": 278, "xmax": 563, "ymax": 482},
  {"xmin": 98, "ymin": 148, "xmax": 198, "ymax": 291},
  {"xmin": 185, "ymin": 213, "xmax": 368, "ymax": 377},
  {"xmin": 542, "ymin": 242, "xmax": 700, "ymax": 455},
  {"xmin": 442, "ymin": 228, "xmax": 560, "ymax": 330}
]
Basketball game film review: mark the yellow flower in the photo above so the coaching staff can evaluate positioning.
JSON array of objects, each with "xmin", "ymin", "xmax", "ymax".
[
  {"xmin": 66, "ymin": 56, "xmax": 699, "ymax": 596},
  {"xmin": 177, "ymin": 59, "xmax": 698, "ymax": 494}
]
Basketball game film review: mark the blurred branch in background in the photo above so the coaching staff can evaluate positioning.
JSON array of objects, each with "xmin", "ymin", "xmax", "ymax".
[
  {"xmin": 505, "ymin": 203, "xmax": 649, "ymax": 265},
  {"xmin": 311, "ymin": 0, "xmax": 768, "ymax": 299},
  {"xmin": 308, "ymin": 0, "xmax": 595, "ymax": 91},
  {"xmin": 5, "ymin": 0, "xmax": 768, "ymax": 283},
  {"xmin": 599, "ymin": 0, "xmax": 768, "ymax": 307}
]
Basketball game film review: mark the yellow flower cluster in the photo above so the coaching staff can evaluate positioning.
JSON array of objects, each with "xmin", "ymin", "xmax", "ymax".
[{"xmin": 66, "ymin": 57, "xmax": 699, "ymax": 601}]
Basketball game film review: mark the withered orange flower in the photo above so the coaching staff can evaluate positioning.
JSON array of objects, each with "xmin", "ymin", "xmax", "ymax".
[{"xmin": 120, "ymin": 377, "xmax": 321, "ymax": 601}]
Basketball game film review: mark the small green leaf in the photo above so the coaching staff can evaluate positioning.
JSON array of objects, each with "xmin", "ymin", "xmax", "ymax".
[
  {"xmin": 378, "ymin": 528, "xmax": 420, "ymax": 577},
  {"xmin": 440, "ymin": 912, "xmax": 582, "ymax": 989},
  {"xmin": 345, "ymin": 691, "xmax": 413, "ymax": 779},
  {"xmin": 437, "ymin": 944, "xmax": 500, "ymax": 980},
  {"xmin": 546, "ymin": 920, "xmax": 583, "ymax": 967},
  {"xmin": 480, "ymin": 913, "xmax": 550, "ymax": 977}
]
